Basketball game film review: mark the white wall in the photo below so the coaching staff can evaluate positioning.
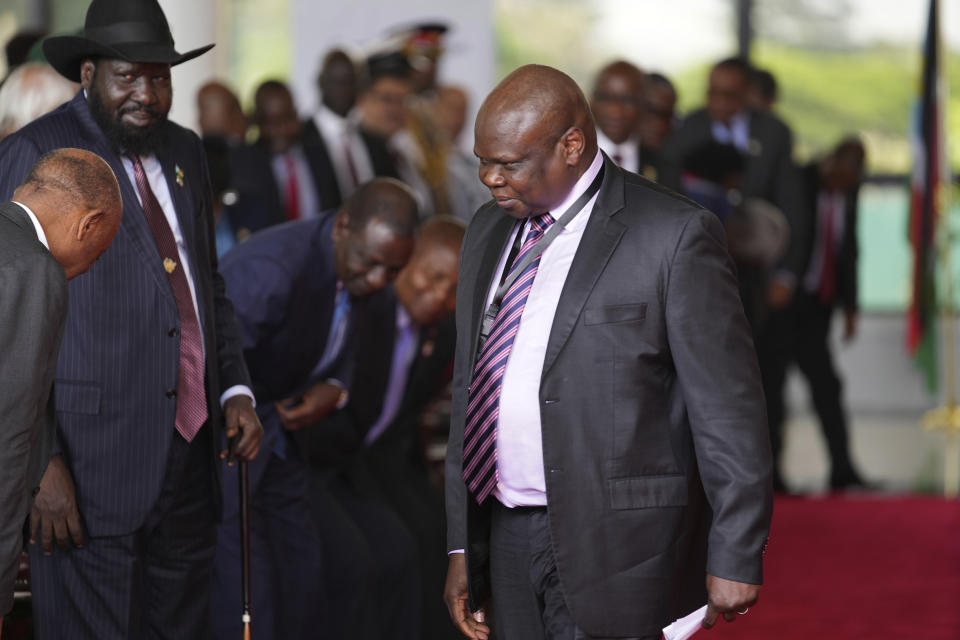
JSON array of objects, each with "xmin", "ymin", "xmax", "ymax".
[
  {"xmin": 288, "ymin": 0, "xmax": 496, "ymax": 150},
  {"xmin": 161, "ymin": 0, "xmax": 220, "ymax": 132}
]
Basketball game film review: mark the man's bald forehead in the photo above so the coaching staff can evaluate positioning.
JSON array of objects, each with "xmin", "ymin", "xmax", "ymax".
[
  {"xmin": 594, "ymin": 60, "xmax": 644, "ymax": 91},
  {"xmin": 479, "ymin": 64, "xmax": 592, "ymax": 137}
]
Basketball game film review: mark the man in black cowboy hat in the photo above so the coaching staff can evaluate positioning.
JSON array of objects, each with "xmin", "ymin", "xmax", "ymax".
[{"xmin": 0, "ymin": 1, "xmax": 264, "ymax": 638}]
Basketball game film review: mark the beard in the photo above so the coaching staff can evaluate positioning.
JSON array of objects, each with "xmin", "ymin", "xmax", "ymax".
[{"xmin": 88, "ymin": 84, "xmax": 168, "ymax": 157}]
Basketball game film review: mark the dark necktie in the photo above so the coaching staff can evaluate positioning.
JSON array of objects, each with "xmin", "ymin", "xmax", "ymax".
[
  {"xmin": 129, "ymin": 154, "xmax": 208, "ymax": 442},
  {"xmin": 462, "ymin": 213, "xmax": 555, "ymax": 504},
  {"xmin": 819, "ymin": 197, "xmax": 837, "ymax": 305},
  {"xmin": 284, "ymin": 154, "xmax": 301, "ymax": 220}
]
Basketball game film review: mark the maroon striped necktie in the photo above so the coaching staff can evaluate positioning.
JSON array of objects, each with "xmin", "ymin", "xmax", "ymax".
[
  {"xmin": 462, "ymin": 213, "xmax": 554, "ymax": 504},
  {"xmin": 129, "ymin": 154, "xmax": 208, "ymax": 442}
]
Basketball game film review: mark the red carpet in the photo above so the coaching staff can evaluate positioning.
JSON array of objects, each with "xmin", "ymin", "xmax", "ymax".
[{"xmin": 703, "ymin": 495, "xmax": 960, "ymax": 639}]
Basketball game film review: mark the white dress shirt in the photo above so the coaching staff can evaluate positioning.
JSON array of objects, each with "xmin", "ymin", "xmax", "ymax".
[
  {"xmin": 13, "ymin": 201, "xmax": 50, "ymax": 249},
  {"xmin": 597, "ymin": 129, "xmax": 640, "ymax": 174},
  {"xmin": 710, "ymin": 110, "xmax": 751, "ymax": 152},
  {"xmin": 270, "ymin": 146, "xmax": 322, "ymax": 220},
  {"xmin": 121, "ymin": 154, "xmax": 253, "ymax": 407},
  {"xmin": 486, "ymin": 151, "xmax": 604, "ymax": 507},
  {"xmin": 313, "ymin": 104, "xmax": 374, "ymax": 199}
]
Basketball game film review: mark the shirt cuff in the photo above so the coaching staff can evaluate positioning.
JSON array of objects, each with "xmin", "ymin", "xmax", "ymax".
[
  {"xmin": 220, "ymin": 385, "xmax": 256, "ymax": 408},
  {"xmin": 325, "ymin": 379, "xmax": 350, "ymax": 409},
  {"xmin": 448, "ymin": 549, "xmax": 465, "ymax": 555}
]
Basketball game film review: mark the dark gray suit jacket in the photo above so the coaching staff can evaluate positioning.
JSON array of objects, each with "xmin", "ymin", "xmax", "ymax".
[
  {"xmin": 445, "ymin": 155, "xmax": 773, "ymax": 637},
  {"xmin": 0, "ymin": 202, "xmax": 66, "ymax": 615},
  {"xmin": 0, "ymin": 92, "xmax": 252, "ymax": 537}
]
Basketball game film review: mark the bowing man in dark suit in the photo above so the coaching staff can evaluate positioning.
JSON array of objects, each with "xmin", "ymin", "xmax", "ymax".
[
  {"xmin": 214, "ymin": 178, "xmax": 419, "ymax": 640},
  {"xmin": 226, "ymin": 80, "xmax": 340, "ymax": 235},
  {"xmin": 0, "ymin": 149, "xmax": 121, "ymax": 631},
  {"xmin": 341, "ymin": 217, "xmax": 464, "ymax": 639},
  {"xmin": 0, "ymin": 2, "xmax": 265, "ymax": 637},
  {"xmin": 770, "ymin": 138, "xmax": 868, "ymax": 490},
  {"xmin": 444, "ymin": 65, "xmax": 772, "ymax": 640},
  {"xmin": 301, "ymin": 48, "xmax": 400, "ymax": 210}
]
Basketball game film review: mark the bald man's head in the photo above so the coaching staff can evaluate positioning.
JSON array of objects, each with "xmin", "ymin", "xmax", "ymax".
[
  {"xmin": 15, "ymin": 148, "xmax": 122, "ymax": 279},
  {"xmin": 395, "ymin": 216, "xmax": 465, "ymax": 326},
  {"xmin": 333, "ymin": 178, "xmax": 420, "ymax": 298},
  {"xmin": 591, "ymin": 60, "xmax": 644, "ymax": 145},
  {"xmin": 474, "ymin": 64, "xmax": 597, "ymax": 219},
  {"xmin": 197, "ymin": 81, "xmax": 246, "ymax": 143}
]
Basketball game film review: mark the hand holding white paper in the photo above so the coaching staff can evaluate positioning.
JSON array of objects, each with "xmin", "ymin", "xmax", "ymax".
[{"xmin": 662, "ymin": 604, "xmax": 708, "ymax": 640}]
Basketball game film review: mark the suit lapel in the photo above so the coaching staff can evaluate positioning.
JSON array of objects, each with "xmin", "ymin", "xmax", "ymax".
[
  {"xmin": 70, "ymin": 95, "xmax": 175, "ymax": 309},
  {"xmin": 542, "ymin": 158, "xmax": 626, "ymax": 377},
  {"xmin": 467, "ymin": 210, "xmax": 518, "ymax": 366}
]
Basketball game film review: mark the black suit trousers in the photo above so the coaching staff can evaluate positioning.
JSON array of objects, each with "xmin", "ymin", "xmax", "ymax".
[
  {"xmin": 30, "ymin": 426, "xmax": 217, "ymax": 640},
  {"xmin": 305, "ymin": 468, "xmax": 421, "ymax": 640},
  {"xmin": 765, "ymin": 293, "xmax": 855, "ymax": 478},
  {"xmin": 790, "ymin": 294, "xmax": 854, "ymax": 475},
  {"xmin": 489, "ymin": 502, "xmax": 654, "ymax": 640}
]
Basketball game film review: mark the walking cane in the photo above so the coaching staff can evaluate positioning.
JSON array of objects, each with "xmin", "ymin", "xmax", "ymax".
[
  {"xmin": 226, "ymin": 433, "xmax": 252, "ymax": 640},
  {"xmin": 240, "ymin": 459, "xmax": 252, "ymax": 640}
]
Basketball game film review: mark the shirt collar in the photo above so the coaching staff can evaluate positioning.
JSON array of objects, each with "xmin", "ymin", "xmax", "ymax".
[
  {"xmin": 546, "ymin": 150, "xmax": 604, "ymax": 234},
  {"xmin": 596, "ymin": 129, "xmax": 637, "ymax": 156},
  {"xmin": 316, "ymin": 103, "xmax": 348, "ymax": 132},
  {"xmin": 13, "ymin": 201, "xmax": 50, "ymax": 250}
]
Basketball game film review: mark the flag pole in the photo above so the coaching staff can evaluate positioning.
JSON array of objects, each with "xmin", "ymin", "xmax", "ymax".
[
  {"xmin": 913, "ymin": 0, "xmax": 958, "ymax": 498},
  {"xmin": 923, "ymin": 208, "xmax": 958, "ymax": 498}
]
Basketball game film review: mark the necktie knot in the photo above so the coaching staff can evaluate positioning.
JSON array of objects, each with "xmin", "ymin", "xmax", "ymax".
[{"xmin": 528, "ymin": 212, "xmax": 555, "ymax": 239}]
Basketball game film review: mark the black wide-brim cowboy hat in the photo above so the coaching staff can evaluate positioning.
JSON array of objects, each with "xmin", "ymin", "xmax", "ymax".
[{"xmin": 42, "ymin": 0, "xmax": 214, "ymax": 82}]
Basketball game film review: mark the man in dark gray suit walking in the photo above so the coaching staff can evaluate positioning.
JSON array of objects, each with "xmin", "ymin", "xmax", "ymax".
[
  {"xmin": 0, "ymin": 148, "xmax": 121, "ymax": 635},
  {"xmin": 0, "ymin": 1, "xmax": 264, "ymax": 637},
  {"xmin": 444, "ymin": 65, "xmax": 772, "ymax": 640}
]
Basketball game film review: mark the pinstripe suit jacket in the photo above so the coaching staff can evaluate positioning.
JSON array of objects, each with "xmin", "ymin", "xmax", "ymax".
[
  {"xmin": 0, "ymin": 92, "xmax": 252, "ymax": 537},
  {"xmin": 0, "ymin": 202, "xmax": 66, "ymax": 614}
]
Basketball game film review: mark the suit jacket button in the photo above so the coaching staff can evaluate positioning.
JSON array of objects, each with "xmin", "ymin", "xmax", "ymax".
[
  {"xmin": 166, "ymin": 389, "xmax": 177, "ymax": 398},
  {"xmin": 168, "ymin": 328, "xmax": 179, "ymax": 337}
]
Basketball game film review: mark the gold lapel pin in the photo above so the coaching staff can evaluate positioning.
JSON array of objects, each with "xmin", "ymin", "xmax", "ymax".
[
  {"xmin": 175, "ymin": 164, "xmax": 185, "ymax": 187},
  {"xmin": 163, "ymin": 257, "xmax": 178, "ymax": 274}
]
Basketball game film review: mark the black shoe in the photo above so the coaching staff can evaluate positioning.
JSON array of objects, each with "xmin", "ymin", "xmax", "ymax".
[{"xmin": 829, "ymin": 469, "xmax": 873, "ymax": 491}]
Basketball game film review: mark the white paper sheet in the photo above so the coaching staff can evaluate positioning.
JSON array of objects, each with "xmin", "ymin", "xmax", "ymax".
[{"xmin": 662, "ymin": 604, "xmax": 707, "ymax": 640}]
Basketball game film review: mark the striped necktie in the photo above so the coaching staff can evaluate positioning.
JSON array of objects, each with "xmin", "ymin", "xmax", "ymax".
[
  {"xmin": 462, "ymin": 213, "xmax": 555, "ymax": 504},
  {"xmin": 129, "ymin": 154, "xmax": 208, "ymax": 442}
]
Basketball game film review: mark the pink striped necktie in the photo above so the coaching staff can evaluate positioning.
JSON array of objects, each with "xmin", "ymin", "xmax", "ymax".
[
  {"xmin": 129, "ymin": 154, "xmax": 208, "ymax": 442},
  {"xmin": 462, "ymin": 213, "xmax": 555, "ymax": 504}
]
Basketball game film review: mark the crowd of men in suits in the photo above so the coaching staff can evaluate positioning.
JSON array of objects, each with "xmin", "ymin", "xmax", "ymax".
[{"xmin": 0, "ymin": 1, "xmax": 870, "ymax": 638}]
